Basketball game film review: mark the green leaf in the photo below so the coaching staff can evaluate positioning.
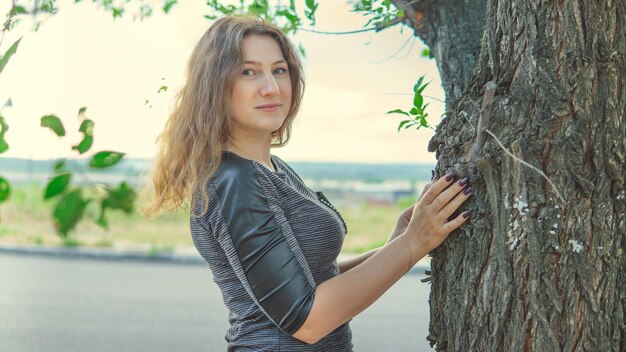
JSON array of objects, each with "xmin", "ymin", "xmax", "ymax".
[
  {"xmin": 414, "ymin": 93, "xmax": 424, "ymax": 109},
  {"xmin": 41, "ymin": 115, "xmax": 65, "ymax": 137},
  {"xmin": 248, "ymin": 1, "xmax": 267, "ymax": 15},
  {"xmin": 421, "ymin": 47, "xmax": 430, "ymax": 58},
  {"xmin": 0, "ymin": 176, "xmax": 11, "ymax": 203},
  {"xmin": 410, "ymin": 107, "xmax": 419, "ymax": 115},
  {"xmin": 157, "ymin": 85, "xmax": 168, "ymax": 93},
  {"xmin": 277, "ymin": 8, "xmax": 296, "ymax": 23},
  {"xmin": 397, "ymin": 120, "xmax": 412, "ymax": 132},
  {"xmin": 44, "ymin": 173, "xmax": 71, "ymax": 199},
  {"xmin": 0, "ymin": 114, "xmax": 9, "ymax": 154},
  {"xmin": 0, "ymin": 37, "xmax": 22, "ymax": 74},
  {"xmin": 163, "ymin": 0, "xmax": 177, "ymax": 13},
  {"xmin": 89, "ymin": 151, "xmax": 124, "ymax": 168},
  {"xmin": 298, "ymin": 43, "xmax": 306, "ymax": 58},
  {"xmin": 96, "ymin": 182, "xmax": 136, "ymax": 230},
  {"xmin": 78, "ymin": 106, "xmax": 86, "ymax": 118},
  {"xmin": 413, "ymin": 76, "xmax": 425, "ymax": 93},
  {"xmin": 12, "ymin": 5, "xmax": 27, "ymax": 14},
  {"xmin": 72, "ymin": 119, "xmax": 94, "ymax": 154},
  {"xmin": 304, "ymin": 0, "xmax": 318, "ymax": 24},
  {"xmin": 102, "ymin": 182, "xmax": 136, "ymax": 214},
  {"xmin": 96, "ymin": 206, "xmax": 109, "ymax": 230},
  {"xmin": 52, "ymin": 189, "xmax": 89, "ymax": 238},
  {"xmin": 386, "ymin": 109, "xmax": 409, "ymax": 117},
  {"xmin": 53, "ymin": 159, "xmax": 66, "ymax": 172},
  {"xmin": 111, "ymin": 7, "xmax": 123, "ymax": 18},
  {"xmin": 417, "ymin": 81, "xmax": 430, "ymax": 94}
]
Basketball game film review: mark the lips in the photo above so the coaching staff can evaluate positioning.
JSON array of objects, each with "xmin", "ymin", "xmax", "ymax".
[{"xmin": 256, "ymin": 103, "xmax": 282, "ymax": 109}]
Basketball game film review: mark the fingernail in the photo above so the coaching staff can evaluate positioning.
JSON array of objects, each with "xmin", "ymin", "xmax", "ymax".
[
  {"xmin": 462, "ymin": 211, "xmax": 470, "ymax": 218},
  {"xmin": 445, "ymin": 173, "xmax": 455, "ymax": 182},
  {"xmin": 458, "ymin": 177, "xmax": 469, "ymax": 186},
  {"xmin": 463, "ymin": 186, "xmax": 473, "ymax": 195}
]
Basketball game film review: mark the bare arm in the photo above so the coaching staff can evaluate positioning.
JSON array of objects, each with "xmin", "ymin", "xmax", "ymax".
[
  {"xmin": 337, "ymin": 183, "xmax": 432, "ymax": 275},
  {"xmin": 293, "ymin": 174, "xmax": 472, "ymax": 344},
  {"xmin": 337, "ymin": 247, "xmax": 380, "ymax": 274}
]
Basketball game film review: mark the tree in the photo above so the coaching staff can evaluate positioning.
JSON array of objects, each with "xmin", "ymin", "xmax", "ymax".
[{"xmin": 391, "ymin": 0, "xmax": 625, "ymax": 350}]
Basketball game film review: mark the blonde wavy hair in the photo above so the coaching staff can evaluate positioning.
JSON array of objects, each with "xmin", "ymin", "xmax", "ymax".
[{"xmin": 140, "ymin": 15, "xmax": 305, "ymax": 220}]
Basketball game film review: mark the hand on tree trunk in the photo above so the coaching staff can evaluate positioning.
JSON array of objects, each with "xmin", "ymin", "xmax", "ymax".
[
  {"xmin": 386, "ymin": 179, "xmax": 436, "ymax": 245},
  {"xmin": 404, "ymin": 173, "xmax": 472, "ymax": 256}
]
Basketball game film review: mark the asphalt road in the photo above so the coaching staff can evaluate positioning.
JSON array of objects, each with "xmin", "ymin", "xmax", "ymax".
[{"xmin": 0, "ymin": 253, "xmax": 434, "ymax": 351}]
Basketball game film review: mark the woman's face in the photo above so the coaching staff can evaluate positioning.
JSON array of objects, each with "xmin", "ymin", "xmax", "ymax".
[{"xmin": 229, "ymin": 34, "xmax": 292, "ymax": 140}]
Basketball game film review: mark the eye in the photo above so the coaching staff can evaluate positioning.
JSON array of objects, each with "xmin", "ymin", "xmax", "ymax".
[
  {"xmin": 273, "ymin": 67, "xmax": 288, "ymax": 75},
  {"xmin": 242, "ymin": 69, "xmax": 255, "ymax": 76}
]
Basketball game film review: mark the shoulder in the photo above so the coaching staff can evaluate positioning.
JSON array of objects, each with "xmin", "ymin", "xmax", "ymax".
[
  {"xmin": 270, "ymin": 153, "xmax": 289, "ymax": 171},
  {"xmin": 211, "ymin": 152, "xmax": 268, "ymax": 221},
  {"xmin": 271, "ymin": 154, "xmax": 307, "ymax": 188},
  {"xmin": 213, "ymin": 151, "xmax": 258, "ymax": 191}
]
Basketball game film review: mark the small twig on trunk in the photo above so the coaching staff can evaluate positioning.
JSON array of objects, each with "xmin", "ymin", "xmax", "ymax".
[
  {"xmin": 469, "ymin": 81, "xmax": 497, "ymax": 157},
  {"xmin": 459, "ymin": 81, "xmax": 565, "ymax": 202},
  {"xmin": 484, "ymin": 129, "xmax": 565, "ymax": 202}
]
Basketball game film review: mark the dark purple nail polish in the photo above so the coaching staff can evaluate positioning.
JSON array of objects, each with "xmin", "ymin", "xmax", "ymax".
[
  {"xmin": 462, "ymin": 211, "xmax": 470, "ymax": 218},
  {"xmin": 458, "ymin": 177, "xmax": 469, "ymax": 186},
  {"xmin": 463, "ymin": 187, "xmax": 473, "ymax": 195},
  {"xmin": 445, "ymin": 173, "xmax": 455, "ymax": 182}
]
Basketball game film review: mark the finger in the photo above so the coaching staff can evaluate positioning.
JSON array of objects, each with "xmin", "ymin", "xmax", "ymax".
[
  {"xmin": 420, "ymin": 173, "xmax": 457, "ymax": 205},
  {"xmin": 431, "ymin": 176, "xmax": 469, "ymax": 211},
  {"xmin": 398, "ymin": 205, "xmax": 414, "ymax": 221},
  {"xmin": 441, "ymin": 210, "xmax": 471, "ymax": 234},
  {"xmin": 419, "ymin": 182, "xmax": 432, "ymax": 197},
  {"xmin": 439, "ymin": 186, "xmax": 472, "ymax": 220}
]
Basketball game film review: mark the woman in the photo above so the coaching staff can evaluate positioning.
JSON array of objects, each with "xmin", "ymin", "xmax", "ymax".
[{"xmin": 142, "ymin": 15, "xmax": 472, "ymax": 351}]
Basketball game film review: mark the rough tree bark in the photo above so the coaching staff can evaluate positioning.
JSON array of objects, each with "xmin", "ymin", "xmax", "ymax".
[{"xmin": 394, "ymin": 0, "xmax": 626, "ymax": 350}]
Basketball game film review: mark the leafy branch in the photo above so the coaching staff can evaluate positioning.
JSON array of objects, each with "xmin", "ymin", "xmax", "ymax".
[
  {"xmin": 0, "ymin": 98, "xmax": 13, "ymax": 209},
  {"xmin": 351, "ymin": 0, "xmax": 405, "ymax": 30},
  {"xmin": 387, "ymin": 75, "xmax": 435, "ymax": 132},
  {"xmin": 41, "ymin": 108, "xmax": 136, "ymax": 238}
]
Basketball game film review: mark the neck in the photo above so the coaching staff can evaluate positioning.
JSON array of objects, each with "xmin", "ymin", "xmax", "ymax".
[{"xmin": 227, "ymin": 129, "xmax": 274, "ymax": 170}]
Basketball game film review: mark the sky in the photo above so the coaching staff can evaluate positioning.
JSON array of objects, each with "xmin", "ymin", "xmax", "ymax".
[{"xmin": 0, "ymin": 0, "xmax": 445, "ymax": 164}]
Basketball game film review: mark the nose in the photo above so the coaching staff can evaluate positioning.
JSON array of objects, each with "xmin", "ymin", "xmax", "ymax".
[{"xmin": 260, "ymin": 73, "xmax": 280, "ymax": 96}]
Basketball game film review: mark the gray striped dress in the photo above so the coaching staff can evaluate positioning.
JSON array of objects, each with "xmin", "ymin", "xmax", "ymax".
[{"xmin": 190, "ymin": 151, "xmax": 354, "ymax": 351}]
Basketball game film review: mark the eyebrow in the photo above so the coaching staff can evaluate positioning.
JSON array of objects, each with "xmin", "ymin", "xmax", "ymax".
[{"xmin": 244, "ymin": 60, "xmax": 287, "ymax": 65}]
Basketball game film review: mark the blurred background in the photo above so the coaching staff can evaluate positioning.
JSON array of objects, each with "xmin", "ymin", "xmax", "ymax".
[
  {"xmin": 0, "ymin": 0, "xmax": 443, "ymax": 255},
  {"xmin": 0, "ymin": 1, "xmax": 443, "ymax": 350}
]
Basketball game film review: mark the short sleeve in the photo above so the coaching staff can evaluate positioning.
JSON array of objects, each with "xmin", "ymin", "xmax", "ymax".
[{"xmin": 210, "ymin": 157, "xmax": 316, "ymax": 336}]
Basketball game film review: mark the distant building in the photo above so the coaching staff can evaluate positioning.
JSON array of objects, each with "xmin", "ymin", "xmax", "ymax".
[{"xmin": 307, "ymin": 179, "xmax": 426, "ymax": 206}]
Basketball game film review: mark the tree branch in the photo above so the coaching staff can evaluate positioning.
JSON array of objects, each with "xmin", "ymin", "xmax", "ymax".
[{"xmin": 297, "ymin": 16, "xmax": 404, "ymax": 35}]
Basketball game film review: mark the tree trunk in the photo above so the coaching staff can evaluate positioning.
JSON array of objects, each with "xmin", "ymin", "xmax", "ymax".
[
  {"xmin": 393, "ymin": 0, "xmax": 487, "ymax": 107},
  {"xmin": 399, "ymin": 0, "xmax": 626, "ymax": 350}
]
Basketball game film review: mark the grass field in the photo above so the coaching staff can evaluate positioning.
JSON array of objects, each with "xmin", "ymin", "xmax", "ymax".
[{"xmin": 0, "ymin": 183, "xmax": 416, "ymax": 255}]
